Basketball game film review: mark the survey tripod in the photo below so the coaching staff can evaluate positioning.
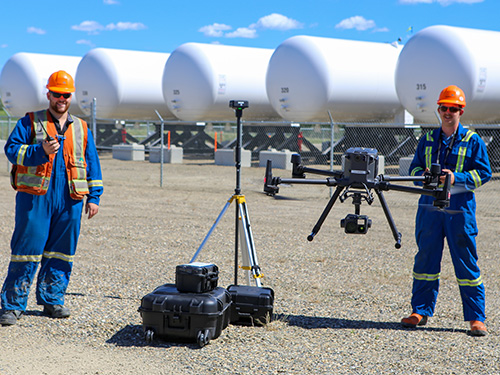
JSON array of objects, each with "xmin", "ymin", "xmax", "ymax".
[{"xmin": 190, "ymin": 100, "xmax": 263, "ymax": 287}]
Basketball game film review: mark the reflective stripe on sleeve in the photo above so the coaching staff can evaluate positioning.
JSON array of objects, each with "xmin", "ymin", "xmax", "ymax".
[
  {"xmin": 88, "ymin": 179, "xmax": 103, "ymax": 188},
  {"xmin": 16, "ymin": 145, "xmax": 29, "ymax": 166},
  {"xmin": 470, "ymin": 169, "xmax": 482, "ymax": 188}
]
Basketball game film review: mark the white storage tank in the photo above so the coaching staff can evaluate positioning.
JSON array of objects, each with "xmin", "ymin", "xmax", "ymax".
[
  {"xmin": 266, "ymin": 35, "xmax": 404, "ymax": 122},
  {"xmin": 395, "ymin": 25, "xmax": 500, "ymax": 123},
  {"xmin": 0, "ymin": 52, "xmax": 84, "ymax": 118},
  {"xmin": 75, "ymin": 48, "xmax": 174, "ymax": 120},
  {"xmin": 162, "ymin": 43, "xmax": 279, "ymax": 121}
]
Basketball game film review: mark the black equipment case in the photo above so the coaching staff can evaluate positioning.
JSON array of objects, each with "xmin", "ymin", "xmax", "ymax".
[
  {"xmin": 138, "ymin": 283, "xmax": 231, "ymax": 347},
  {"xmin": 175, "ymin": 262, "xmax": 219, "ymax": 293},
  {"xmin": 227, "ymin": 285, "xmax": 274, "ymax": 326}
]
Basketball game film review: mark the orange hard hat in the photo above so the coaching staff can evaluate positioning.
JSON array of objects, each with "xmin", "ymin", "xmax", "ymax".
[
  {"xmin": 437, "ymin": 85, "xmax": 466, "ymax": 108},
  {"xmin": 46, "ymin": 70, "xmax": 75, "ymax": 93}
]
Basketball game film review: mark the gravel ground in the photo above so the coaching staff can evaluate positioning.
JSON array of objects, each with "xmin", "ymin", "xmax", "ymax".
[{"xmin": 0, "ymin": 153, "xmax": 499, "ymax": 375}]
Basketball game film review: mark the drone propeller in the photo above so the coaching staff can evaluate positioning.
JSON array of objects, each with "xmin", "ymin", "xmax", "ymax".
[
  {"xmin": 418, "ymin": 203, "xmax": 463, "ymax": 215},
  {"xmin": 259, "ymin": 191, "xmax": 301, "ymax": 200}
]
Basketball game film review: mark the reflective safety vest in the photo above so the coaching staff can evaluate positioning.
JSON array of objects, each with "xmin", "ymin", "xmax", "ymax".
[{"xmin": 10, "ymin": 110, "xmax": 90, "ymax": 200}]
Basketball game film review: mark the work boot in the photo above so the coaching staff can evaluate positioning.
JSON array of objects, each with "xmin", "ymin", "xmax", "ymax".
[
  {"xmin": 43, "ymin": 305, "xmax": 70, "ymax": 319},
  {"xmin": 401, "ymin": 313, "xmax": 428, "ymax": 328},
  {"xmin": 0, "ymin": 310, "xmax": 23, "ymax": 326},
  {"xmin": 469, "ymin": 320, "xmax": 487, "ymax": 336}
]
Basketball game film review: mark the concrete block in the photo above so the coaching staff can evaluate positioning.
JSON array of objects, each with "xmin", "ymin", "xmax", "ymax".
[
  {"xmin": 149, "ymin": 145, "xmax": 183, "ymax": 164},
  {"xmin": 399, "ymin": 156, "xmax": 413, "ymax": 176},
  {"xmin": 112, "ymin": 143, "xmax": 145, "ymax": 161},
  {"xmin": 259, "ymin": 149, "xmax": 293, "ymax": 170},
  {"xmin": 214, "ymin": 148, "xmax": 251, "ymax": 167}
]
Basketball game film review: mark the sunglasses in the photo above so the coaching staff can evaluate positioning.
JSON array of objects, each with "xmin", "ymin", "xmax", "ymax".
[
  {"xmin": 439, "ymin": 105, "xmax": 461, "ymax": 113},
  {"xmin": 50, "ymin": 91, "xmax": 72, "ymax": 99}
]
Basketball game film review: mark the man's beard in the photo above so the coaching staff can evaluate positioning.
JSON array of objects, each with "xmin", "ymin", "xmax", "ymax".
[{"xmin": 50, "ymin": 101, "xmax": 69, "ymax": 114}]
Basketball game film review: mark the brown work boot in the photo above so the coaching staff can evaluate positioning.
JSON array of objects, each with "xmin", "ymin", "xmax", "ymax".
[
  {"xmin": 401, "ymin": 313, "xmax": 428, "ymax": 328},
  {"xmin": 469, "ymin": 320, "xmax": 487, "ymax": 336}
]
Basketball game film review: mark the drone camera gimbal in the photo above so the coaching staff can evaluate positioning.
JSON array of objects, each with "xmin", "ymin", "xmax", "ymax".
[{"xmin": 264, "ymin": 147, "xmax": 451, "ymax": 248}]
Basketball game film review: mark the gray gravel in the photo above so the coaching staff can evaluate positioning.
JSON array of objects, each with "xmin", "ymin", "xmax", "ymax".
[{"xmin": 0, "ymin": 153, "xmax": 499, "ymax": 374}]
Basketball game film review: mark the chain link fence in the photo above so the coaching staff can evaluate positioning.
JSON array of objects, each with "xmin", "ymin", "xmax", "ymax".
[{"xmin": 1, "ymin": 115, "xmax": 498, "ymax": 217}]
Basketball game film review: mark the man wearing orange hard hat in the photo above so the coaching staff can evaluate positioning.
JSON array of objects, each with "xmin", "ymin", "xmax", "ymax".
[
  {"xmin": 0, "ymin": 71, "xmax": 103, "ymax": 326},
  {"xmin": 402, "ymin": 85, "xmax": 491, "ymax": 336}
]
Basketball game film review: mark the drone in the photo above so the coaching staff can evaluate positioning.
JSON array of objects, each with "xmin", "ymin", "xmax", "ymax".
[{"xmin": 263, "ymin": 147, "xmax": 451, "ymax": 248}]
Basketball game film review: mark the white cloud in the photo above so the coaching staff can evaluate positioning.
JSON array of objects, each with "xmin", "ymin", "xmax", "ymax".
[
  {"xmin": 251, "ymin": 13, "xmax": 303, "ymax": 31},
  {"xmin": 225, "ymin": 28, "xmax": 258, "ymax": 39},
  {"xmin": 199, "ymin": 23, "xmax": 232, "ymax": 37},
  {"xmin": 76, "ymin": 39, "xmax": 95, "ymax": 47},
  {"xmin": 105, "ymin": 22, "xmax": 146, "ymax": 31},
  {"xmin": 200, "ymin": 13, "xmax": 302, "ymax": 39},
  {"xmin": 27, "ymin": 26, "xmax": 46, "ymax": 35},
  {"xmin": 71, "ymin": 21, "xmax": 104, "ymax": 34},
  {"xmin": 335, "ymin": 16, "xmax": 376, "ymax": 31},
  {"xmin": 399, "ymin": 0, "xmax": 483, "ymax": 4},
  {"xmin": 103, "ymin": 0, "xmax": 120, "ymax": 4},
  {"xmin": 72, "ymin": 20, "xmax": 146, "ymax": 34}
]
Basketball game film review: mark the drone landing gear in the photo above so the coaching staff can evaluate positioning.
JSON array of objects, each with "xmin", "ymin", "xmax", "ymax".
[{"xmin": 307, "ymin": 185, "xmax": 402, "ymax": 248}]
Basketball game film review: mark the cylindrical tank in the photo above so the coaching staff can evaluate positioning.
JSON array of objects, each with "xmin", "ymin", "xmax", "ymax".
[
  {"xmin": 0, "ymin": 52, "xmax": 84, "ymax": 118},
  {"xmin": 266, "ymin": 35, "xmax": 404, "ymax": 122},
  {"xmin": 75, "ymin": 48, "xmax": 174, "ymax": 120},
  {"xmin": 395, "ymin": 25, "xmax": 500, "ymax": 123},
  {"xmin": 162, "ymin": 43, "xmax": 279, "ymax": 121}
]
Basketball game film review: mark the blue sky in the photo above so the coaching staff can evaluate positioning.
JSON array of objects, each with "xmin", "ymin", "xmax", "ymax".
[{"xmin": 0, "ymin": 0, "xmax": 497, "ymax": 71}]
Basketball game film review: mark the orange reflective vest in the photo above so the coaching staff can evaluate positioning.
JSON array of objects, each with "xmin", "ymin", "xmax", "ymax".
[{"xmin": 10, "ymin": 110, "xmax": 90, "ymax": 200}]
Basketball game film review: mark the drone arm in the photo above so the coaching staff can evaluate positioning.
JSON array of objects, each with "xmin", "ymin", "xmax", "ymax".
[
  {"xmin": 277, "ymin": 178, "xmax": 335, "ymax": 185},
  {"xmin": 378, "ymin": 182, "xmax": 437, "ymax": 196},
  {"xmin": 264, "ymin": 159, "xmax": 339, "ymax": 196}
]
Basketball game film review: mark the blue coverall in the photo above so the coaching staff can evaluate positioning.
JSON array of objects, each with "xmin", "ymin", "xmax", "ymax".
[
  {"xmin": 409, "ymin": 123, "xmax": 491, "ymax": 322},
  {"xmin": 1, "ymin": 113, "xmax": 103, "ymax": 311}
]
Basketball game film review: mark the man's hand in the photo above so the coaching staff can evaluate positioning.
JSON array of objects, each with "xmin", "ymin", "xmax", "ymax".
[
  {"xmin": 42, "ymin": 139, "xmax": 60, "ymax": 155},
  {"xmin": 85, "ymin": 202, "xmax": 99, "ymax": 219},
  {"xmin": 440, "ymin": 169, "xmax": 455, "ymax": 185}
]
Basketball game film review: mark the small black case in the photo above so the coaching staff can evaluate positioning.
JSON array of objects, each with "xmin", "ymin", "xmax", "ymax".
[
  {"xmin": 175, "ymin": 262, "xmax": 219, "ymax": 293},
  {"xmin": 227, "ymin": 285, "xmax": 274, "ymax": 326}
]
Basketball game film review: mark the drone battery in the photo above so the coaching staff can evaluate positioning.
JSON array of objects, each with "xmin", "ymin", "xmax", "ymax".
[
  {"xmin": 138, "ymin": 283, "xmax": 231, "ymax": 346},
  {"xmin": 175, "ymin": 262, "xmax": 219, "ymax": 293},
  {"xmin": 227, "ymin": 285, "xmax": 274, "ymax": 326}
]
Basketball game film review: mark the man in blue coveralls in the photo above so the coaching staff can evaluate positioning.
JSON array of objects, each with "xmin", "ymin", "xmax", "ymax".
[
  {"xmin": 0, "ymin": 70, "xmax": 103, "ymax": 326},
  {"xmin": 401, "ymin": 85, "xmax": 491, "ymax": 336}
]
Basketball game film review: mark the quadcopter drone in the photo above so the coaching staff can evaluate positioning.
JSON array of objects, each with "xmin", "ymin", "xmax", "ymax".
[{"xmin": 263, "ymin": 147, "xmax": 451, "ymax": 248}]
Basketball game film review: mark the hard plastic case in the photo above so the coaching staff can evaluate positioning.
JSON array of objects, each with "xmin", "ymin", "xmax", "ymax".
[
  {"xmin": 138, "ymin": 283, "xmax": 231, "ymax": 347},
  {"xmin": 227, "ymin": 285, "xmax": 274, "ymax": 326},
  {"xmin": 175, "ymin": 262, "xmax": 219, "ymax": 293}
]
